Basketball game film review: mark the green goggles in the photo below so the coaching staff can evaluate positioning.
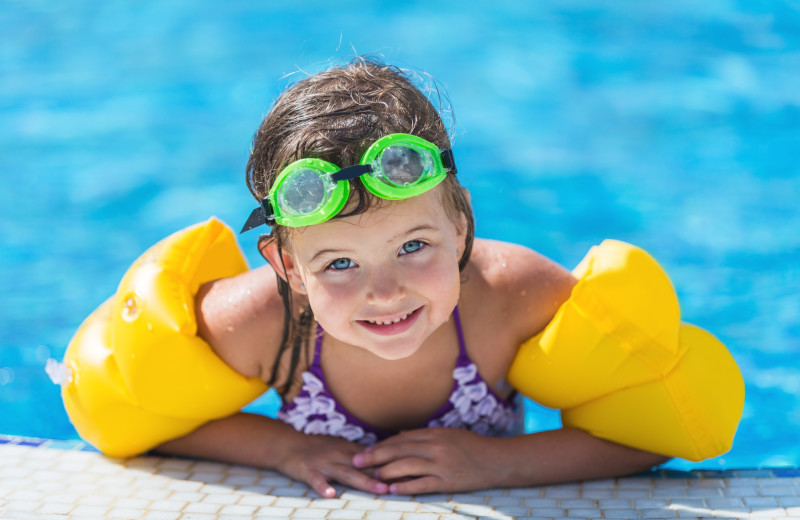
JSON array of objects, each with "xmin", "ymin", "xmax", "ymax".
[{"xmin": 241, "ymin": 133, "xmax": 456, "ymax": 231}]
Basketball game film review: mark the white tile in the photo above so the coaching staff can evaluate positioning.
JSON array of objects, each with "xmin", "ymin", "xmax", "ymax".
[
  {"xmin": 148, "ymin": 499, "xmax": 188, "ymax": 511},
  {"xmin": 566, "ymin": 508, "xmax": 598, "ymax": 517},
  {"xmin": 238, "ymin": 494, "xmax": 277, "ymax": 507},
  {"xmin": 273, "ymin": 496, "xmax": 312, "ymax": 508},
  {"xmin": 179, "ymin": 514, "xmax": 217, "ymax": 520},
  {"xmin": 365, "ymin": 512, "xmax": 404, "ymax": 520},
  {"xmin": 254, "ymin": 506, "xmax": 297, "ymax": 516},
  {"xmin": 291, "ymin": 508, "xmax": 328, "ymax": 518},
  {"xmin": 201, "ymin": 492, "xmax": 240, "ymax": 505},
  {"xmin": 417, "ymin": 502, "xmax": 456, "ymax": 513},
  {"xmin": 71, "ymin": 505, "xmax": 112, "ymax": 516},
  {"xmin": 640, "ymin": 508, "xmax": 677, "ymax": 518},
  {"xmin": 602, "ymin": 509, "xmax": 639, "ymax": 519},
  {"xmin": 597, "ymin": 499, "xmax": 632, "ymax": 509},
  {"xmin": 508, "ymin": 487, "xmax": 543, "ymax": 498},
  {"xmin": 107, "ymin": 507, "xmax": 147, "ymax": 519},
  {"xmin": 166, "ymin": 479, "xmax": 204, "ymax": 492},
  {"xmin": 114, "ymin": 498, "xmax": 153, "ymax": 509},
  {"xmin": 403, "ymin": 514, "xmax": 441, "ymax": 520},
  {"xmin": 543, "ymin": 485, "xmax": 580, "ymax": 499},
  {"xmin": 270, "ymin": 486, "xmax": 310, "ymax": 497},
  {"xmin": 526, "ymin": 507, "xmax": 566, "ymax": 517},
  {"xmin": 219, "ymin": 504, "xmax": 259, "ymax": 515},
  {"xmin": 169, "ymin": 491, "xmax": 205, "ymax": 502},
  {"xmin": 306, "ymin": 498, "xmax": 347, "ymax": 509},
  {"xmin": 183, "ymin": 502, "xmax": 222, "ymax": 514},
  {"xmin": 487, "ymin": 496, "xmax": 523, "ymax": 506},
  {"xmin": 142, "ymin": 511, "xmax": 182, "ymax": 520},
  {"xmin": 744, "ymin": 496, "xmax": 780, "ymax": 508},
  {"xmin": 382, "ymin": 500, "xmax": 420, "ymax": 512},
  {"xmin": 345, "ymin": 499, "xmax": 383, "ymax": 511},
  {"xmin": 36, "ymin": 502, "xmax": 74, "ymax": 515},
  {"xmin": 327, "ymin": 509, "xmax": 367, "ymax": 519}
]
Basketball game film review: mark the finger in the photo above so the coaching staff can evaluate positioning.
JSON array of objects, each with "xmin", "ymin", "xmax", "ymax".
[
  {"xmin": 305, "ymin": 471, "xmax": 337, "ymax": 498},
  {"xmin": 374, "ymin": 456, "xmax": 435, "ymax": 482},
  {"xmin": 353, "ymin": 438, "xmax": 431, "ymax": 469},
  {"xmin": 388, "ymin": 475, "xmax": 443, "ymax": 496},
  {"xmin": 328, "ymin": 464, "xmax": 389, "ymax": 495}
]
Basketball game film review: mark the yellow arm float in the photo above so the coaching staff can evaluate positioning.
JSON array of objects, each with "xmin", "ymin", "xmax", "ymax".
[
  {"xmin": 507, "ymin": 240, "xmax": 745, "ymax": 462},
  {"xmin": 61, "ymin": 218, "xmax": 269, "ymax": 458}
]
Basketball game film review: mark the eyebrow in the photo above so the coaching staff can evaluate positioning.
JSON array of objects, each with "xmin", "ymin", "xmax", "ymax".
[
  {"xmin": 387, "ymin": 224, "xmax": 439, "ymax": 244},
  {"xmin": 308, "ymin": 224, "xmax": 440, "ymax": 264}
]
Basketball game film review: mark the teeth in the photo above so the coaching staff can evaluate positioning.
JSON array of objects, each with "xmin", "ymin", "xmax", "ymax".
[{"xmin": 367, "ymin": 312, "xmax": 410, "ymax": 325}]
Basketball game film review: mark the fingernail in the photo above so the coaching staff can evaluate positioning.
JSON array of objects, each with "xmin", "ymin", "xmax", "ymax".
[
  {"xmin": 388, "ymin": 483, "xmax": 399, "ymax": 494},
  {"xmin": 324, "ymin": 486, "xmax": 336, "ymax": 498},
  {"xmin": 374, "ymin": 482, "xmax": 388, "ymax": 494},
  {"xmin": 352, "ymin": 454, "xmax": 364, "ymax": 467}
]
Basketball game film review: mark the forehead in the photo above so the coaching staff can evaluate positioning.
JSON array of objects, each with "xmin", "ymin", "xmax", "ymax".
[{"xmin": 288, "ymin": 187, "xmax": 455, "ymax": 249}]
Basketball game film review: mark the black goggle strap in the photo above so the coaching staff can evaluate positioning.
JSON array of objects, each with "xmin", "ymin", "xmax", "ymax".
[
  {"xmin": 440, "ymin": 148, "xmax": 457, "ymax": 175},
  {"xmin": 330, "ymin": 149, "xmax": 457, "ymax": 183},
  {"xmin": 240, "ymin": 197, "xmax": 275, "ymax": 234},
  {"xmin": 331, "ymin": 164, "xmax": 372, "ymax": 182}
]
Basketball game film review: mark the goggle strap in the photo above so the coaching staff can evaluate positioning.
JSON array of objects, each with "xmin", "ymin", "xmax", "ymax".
[
  {"xmin": 240, "ymin": 197, "xmax": 275, "ymax": 234},
  {"xmin": 440, "ymin": 149, "xmax": 457, "ymax": 175},
  {"xmin": 331, "ymin": 164, "xmax": 372, "ymax": 182}
]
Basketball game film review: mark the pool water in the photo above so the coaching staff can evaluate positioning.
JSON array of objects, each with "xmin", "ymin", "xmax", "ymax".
[{"xmin": 2, "ymin": 1, "xmax": 799, "ymax": 470}]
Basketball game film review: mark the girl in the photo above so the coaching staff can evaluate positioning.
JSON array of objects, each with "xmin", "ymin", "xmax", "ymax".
[{"xmin": 156, "ymin": 57, "xmax": 669, "ymax": 497}]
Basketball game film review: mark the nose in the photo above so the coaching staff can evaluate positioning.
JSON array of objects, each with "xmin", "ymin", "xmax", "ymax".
[{"xmin": 365, "ymin": 266, "xmax": 405, "ymax": 305}]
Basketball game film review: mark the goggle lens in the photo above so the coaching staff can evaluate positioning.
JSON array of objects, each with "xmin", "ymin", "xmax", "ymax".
[
  {"xmin": 379, "ymin": 145, "xmax": 433, "ymax": 187},
  {"xmin": 277, "ymin": 168, "xmax": 329, "ymax": 216}
]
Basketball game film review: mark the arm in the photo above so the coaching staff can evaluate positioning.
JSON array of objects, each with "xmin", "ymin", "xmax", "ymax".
[
  {"xmin": 352, "ymin": 427, "xmax": 669, "ymax": 494},
  {"xmin": 155, "ymin": 413, "xmax": 390, "ymax": 497}
]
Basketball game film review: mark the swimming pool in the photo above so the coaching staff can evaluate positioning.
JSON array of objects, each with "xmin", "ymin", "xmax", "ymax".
[{"xmin": 2, "ymin": 1, "xmax": 798, "ymax": 470}]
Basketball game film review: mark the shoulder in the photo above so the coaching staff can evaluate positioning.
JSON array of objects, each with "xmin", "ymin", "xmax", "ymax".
[
  {"xmin": 462, "ymin": 238, "xmax": 576, "ymax": 344},
  {"xmin": 195, "ymin": 264, "xmax": 287, "ymax": 381}
]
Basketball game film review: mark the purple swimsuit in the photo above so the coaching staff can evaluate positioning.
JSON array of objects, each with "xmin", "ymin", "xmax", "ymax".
[{"xmin": 277, "ymin": 307, "xmax": 518, "ymax": 445}]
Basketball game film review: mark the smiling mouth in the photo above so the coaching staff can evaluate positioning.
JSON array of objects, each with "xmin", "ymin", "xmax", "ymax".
[
  {"xmin": 358, "ymin": 307, "xmax": 422, "ymax": 335},
  {"xmin": 365, "ymin": 312, "xmax": 412, "ymax": 325}
]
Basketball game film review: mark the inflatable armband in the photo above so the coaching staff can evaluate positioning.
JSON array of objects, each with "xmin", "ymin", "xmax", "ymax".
[
  {"xmin": 60, "ymin": 218, "xmax": 268, "ymax": 458},
  {"xmin": 507, "ymin": 240, "xmax": 744, "ymax": 461}
]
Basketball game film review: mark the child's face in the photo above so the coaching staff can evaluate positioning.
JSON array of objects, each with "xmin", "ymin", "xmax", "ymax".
[{"xmin": 286, "ymin": 187, "xmax": 466, "ymax": 360}]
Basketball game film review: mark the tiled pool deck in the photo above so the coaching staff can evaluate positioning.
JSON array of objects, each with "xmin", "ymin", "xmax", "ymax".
[{"xmin": 1, "ymin": 436, "xmax": 798, "ymax": 520}]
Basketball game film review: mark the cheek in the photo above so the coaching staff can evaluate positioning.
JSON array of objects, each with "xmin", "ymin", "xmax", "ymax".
[
  {"xmin": 415, "ymin": 256, "xmax": 462, "ymax": 304},
  {"xmin": 305, "ymin": 278, "xmax": 359, "ymax": 317}
]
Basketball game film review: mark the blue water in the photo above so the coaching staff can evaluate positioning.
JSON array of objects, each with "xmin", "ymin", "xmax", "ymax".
[{"xmin": 2, "ymin": 2, "xmax": 799, "ymax": 470}]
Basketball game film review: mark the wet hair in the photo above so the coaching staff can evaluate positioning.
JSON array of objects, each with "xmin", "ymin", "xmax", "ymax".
[{"xmin": 245, "ymin": 56, "xmax": 475, "ymax": 397}]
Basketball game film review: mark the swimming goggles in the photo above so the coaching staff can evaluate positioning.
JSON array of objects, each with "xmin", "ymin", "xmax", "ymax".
[{"xmin": 241, "ymin": 133, "xmax": 457, "ymax": 231}]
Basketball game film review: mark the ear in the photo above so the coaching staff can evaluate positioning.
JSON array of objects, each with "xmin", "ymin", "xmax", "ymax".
[{"xmin": 259, "ymin": 238, "xmax": 307, "ymax": 294}]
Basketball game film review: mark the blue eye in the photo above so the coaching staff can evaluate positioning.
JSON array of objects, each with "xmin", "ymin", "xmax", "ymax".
[
  {"xmin": 328, "ymin": 258, "xmax": 355, "ymax": 270},
  {"xmin": 401, "ymin": 240, "xmax": 425, "ymax": 254}
]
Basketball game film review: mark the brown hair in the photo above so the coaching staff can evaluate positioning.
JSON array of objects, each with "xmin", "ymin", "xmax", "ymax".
[{"xmin": 245, "ymin": 56, "xmax": 474, "ymax": 396}]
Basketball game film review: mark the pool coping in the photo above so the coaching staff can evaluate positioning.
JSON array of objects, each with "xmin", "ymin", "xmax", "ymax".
[{"xmin": 2, "ymin": 433, "xmax": 798, "ymax": 479}]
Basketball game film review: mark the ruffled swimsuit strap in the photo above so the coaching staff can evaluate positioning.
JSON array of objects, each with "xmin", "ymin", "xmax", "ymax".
[{"xmin": 451, "ymin": 305, "xmax": 470, "ymax": 362}]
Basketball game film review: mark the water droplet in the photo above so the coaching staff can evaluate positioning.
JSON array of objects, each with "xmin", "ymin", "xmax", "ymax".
[
  {"xmin": 45, "ymin": 359, "xmax": 72, "ymax": 386},
  {"xmin": 121, "ymin": 293, "xmax": 141, "ymax": 322},
  {"xmin": 0, "ymin": 367, "xmax": 15, "ymax": 386}
]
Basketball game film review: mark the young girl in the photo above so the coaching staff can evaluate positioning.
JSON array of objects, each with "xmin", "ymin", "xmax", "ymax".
[{"xmin": 155, "ymin": 58, "xmax": 669, "ymax": 497}]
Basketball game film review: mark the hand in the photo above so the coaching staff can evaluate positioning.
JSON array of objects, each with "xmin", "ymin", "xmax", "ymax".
[
  {"xmin": 351, "ymin": 428, "xmax": 506, "ymax": 495},
  {"xmin": 277, "ymin": 432, "xmax": 389, "ymax": 498}
]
